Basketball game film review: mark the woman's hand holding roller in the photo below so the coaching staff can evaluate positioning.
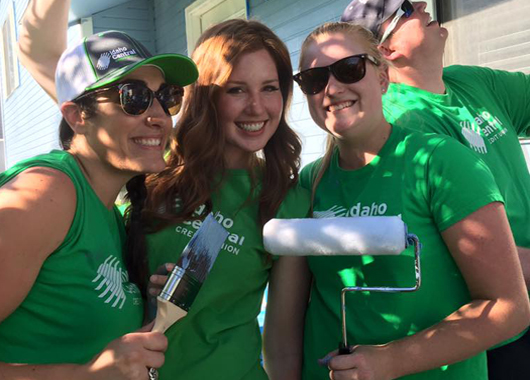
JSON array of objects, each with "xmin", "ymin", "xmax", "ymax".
[{"xmin": 320, "ymin": 345, "xmax": 394, "ymax": 380}]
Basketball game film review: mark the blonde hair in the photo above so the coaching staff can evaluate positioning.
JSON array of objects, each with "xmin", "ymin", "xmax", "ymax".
[{"xmin": 298, "ymin": 22, "xmax": 386, "ymax": 212}]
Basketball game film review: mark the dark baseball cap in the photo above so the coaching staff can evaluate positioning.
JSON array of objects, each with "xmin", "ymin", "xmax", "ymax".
[
  {"xmin": 341, "ymin": 0, "xmax": 404, "ymax": 36},
  {"xmin": 56, "ymin": 30, "xmax": 198, "ymax": 105}
]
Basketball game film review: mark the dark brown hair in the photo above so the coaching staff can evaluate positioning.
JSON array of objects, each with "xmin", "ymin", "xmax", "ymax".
[{"xmin": 58, "ymin": 95, "xmax": 99, "ymax": 150}]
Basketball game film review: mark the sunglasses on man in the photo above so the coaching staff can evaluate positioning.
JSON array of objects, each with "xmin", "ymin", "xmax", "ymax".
[
  {"xmin": 76, "ymin": 81, "xmax": 184, "ymax": 116},
  {"xmin": 293, "ymin": 54, "xmax": 380, "ymax": 95},
  {"xmin": 379, "ymin": 0, "xmax": 415, "ymax": 44}
]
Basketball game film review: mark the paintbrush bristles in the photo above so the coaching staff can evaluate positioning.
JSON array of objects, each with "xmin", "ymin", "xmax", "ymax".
[
  {"xmin": 184, "ymin": 245, "xmax": 213, "ymax": 282},
  {"xmin": 157, "ymin": 214, "xmax": 229, "ymax": 311}
]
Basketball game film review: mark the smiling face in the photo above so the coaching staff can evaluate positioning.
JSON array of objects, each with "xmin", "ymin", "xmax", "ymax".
[
  {"xmin": 301, "ymin": 32, "xmax": 387, "ymax": 143},
  {"xmin": 381, "ymin": 1, "xmax": 448, "ymax": 61},
  {"xmin": 80, "ymin": 65, "xmax": 172, "ymax": 175},
  {"xmin": 215, "ymin": 49, "xmax": 283, "ymax": 168}
]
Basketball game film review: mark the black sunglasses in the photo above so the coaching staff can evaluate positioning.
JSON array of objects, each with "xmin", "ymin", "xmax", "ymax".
[
  {"xmin": 76, "ymin": 81, "xmax": 184, "ymax": 116},
  {"xmin": 401, "ymin": 0, "xmax": 415, "ymax": 17},
  {"xmin": 293, "ymin": 54, "xmax": 379, "ymax": 95}
]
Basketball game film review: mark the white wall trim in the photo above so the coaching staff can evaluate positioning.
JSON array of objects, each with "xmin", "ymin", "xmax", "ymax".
[
  {"xmin": 185, "ymin": 0, "xmax": 247, "ymax": 53},
  {"xmin": 0, "ymin": 1, "xmax": 20, "ymax": 99},
  {"xmin": 80, "ymin": 17, "xmax": 94, "ymax": 37}
]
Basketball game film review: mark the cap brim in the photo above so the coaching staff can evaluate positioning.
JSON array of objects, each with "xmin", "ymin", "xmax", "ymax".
[
  {"xmin": 381, "ymin": 0, "xmax": 405, "ymax": 23},
  {"xmin": 86, "ymin": 53, "xmax": 198, "ymax": 91},
  {"xmin": 341, "ymin": 0, "xmax": 405, "ymax": 35}
]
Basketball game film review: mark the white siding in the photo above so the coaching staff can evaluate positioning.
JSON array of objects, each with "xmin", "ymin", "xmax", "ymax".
[{"xmin": 442, "ymin": 0, "xmax": 530, "ymax": 73}]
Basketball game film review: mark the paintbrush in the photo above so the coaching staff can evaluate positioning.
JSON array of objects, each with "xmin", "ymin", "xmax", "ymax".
[{"xmin": 148, "ymin": 213, "xmax": 229, "ymax": 379}]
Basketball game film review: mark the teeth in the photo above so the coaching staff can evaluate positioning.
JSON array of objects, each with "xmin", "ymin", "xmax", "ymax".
[
  {"xmin": 328, "ymin": 101, "xmax": 354, "ymax": 112},
  {"xmin": 237, "ymin": 122, "xmax": 265, "ymax": 132},
  {"xmin": 133, "ymin": 138, "xmax": 161, "ymax": 146}
]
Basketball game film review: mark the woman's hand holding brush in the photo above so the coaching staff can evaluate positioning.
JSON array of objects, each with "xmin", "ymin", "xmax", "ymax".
[
  {"xmin": 0, "ymin": 324, "xmax": 167, "ymax": 380},
  {"xmin": 147, "ymin": 264, "xmax": 176, "ymax": 308},
  {"xmin": 83, "ymin": 323, "xmax": 168, "ymax": 380}
]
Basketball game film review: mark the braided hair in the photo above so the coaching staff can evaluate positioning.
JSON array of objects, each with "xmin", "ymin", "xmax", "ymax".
[{"xmin": 124, "ymin": 174, "xmax": 149, "ymax": 298}]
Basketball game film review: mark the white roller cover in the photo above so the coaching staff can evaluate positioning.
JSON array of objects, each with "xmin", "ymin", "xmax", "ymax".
[{"xmin": 263, "ymin": 216, "xmax": 407, "ymax": 256}]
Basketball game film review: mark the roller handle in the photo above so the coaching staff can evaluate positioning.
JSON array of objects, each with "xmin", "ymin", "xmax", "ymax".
[{"xmin": 338, "ymin": 342, "xmax": 353, "ymax": 355}]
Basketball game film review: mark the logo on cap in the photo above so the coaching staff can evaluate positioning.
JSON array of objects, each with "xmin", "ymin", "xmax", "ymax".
[
  {"xmin": 109, "ymin": 46, "xmax": 138, "ymax": 60},
  {"xmin": 96, "ymin": 52, "xmax": 111, "ymax": 71}
]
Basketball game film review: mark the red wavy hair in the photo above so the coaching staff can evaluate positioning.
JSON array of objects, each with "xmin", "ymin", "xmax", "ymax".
[{"xmin": 144, "ymin": 19, "xmax": 301, "ymax": 227}]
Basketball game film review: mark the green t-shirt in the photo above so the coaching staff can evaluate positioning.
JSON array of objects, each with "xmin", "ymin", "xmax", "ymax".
[
  {"xmin": 300, "ymin": 127, "xmax": 503, "ymax": 380},
  {"xmin": 0, "ymin": 150, "xmax": 143, "ymax": 364},
  {"xmin": 384, "ymin": 65, "xmax": 530, "ymax": 249},
  {"xmin": 147, "ymin": 170, "xmax": 310, "ymax": 380}
]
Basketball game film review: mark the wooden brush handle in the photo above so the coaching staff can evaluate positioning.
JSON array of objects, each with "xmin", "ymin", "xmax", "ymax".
[
  {"xmin": 148, "ymin": 298, "xmax": 189, "ymax": 380},
  {"xmin": 152, "ymin": 297, "xmax": 188, "ymax": 333}
]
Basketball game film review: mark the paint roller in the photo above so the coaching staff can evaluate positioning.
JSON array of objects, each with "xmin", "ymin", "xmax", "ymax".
[{"xmin": 263, "ymin": 216, "xmax": 422, "ymax": 354}]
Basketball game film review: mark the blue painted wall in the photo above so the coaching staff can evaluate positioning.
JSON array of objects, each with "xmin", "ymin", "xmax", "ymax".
[
  {"xmin": 0, "ymin": 0, "xmax": 62, "ymax": 170},
  {"xmin": 0, "ymin": 0, "xmax": 154, "ymax": 170},
  {"xmin": 92, "ymin": 0, "xmax": 155, "ymax": 53},
  {"xmin": 154, "ymin": 0, "xmax": 192, "ymax": 55}
]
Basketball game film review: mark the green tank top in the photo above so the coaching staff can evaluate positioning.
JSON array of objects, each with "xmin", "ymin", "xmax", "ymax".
[{"xmin": 0, "ymin": 150, "xmax": 143, "ymax": 364}]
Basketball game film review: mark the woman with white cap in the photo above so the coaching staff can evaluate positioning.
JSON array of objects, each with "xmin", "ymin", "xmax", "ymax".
[{"xmin": 0, "ymin": 2, "xmax": 198, "ymax": 378}]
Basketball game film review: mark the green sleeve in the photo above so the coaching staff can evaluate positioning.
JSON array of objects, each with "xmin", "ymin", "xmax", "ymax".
[
  {"xmin": 425, "ymin": 136, "xmax": 504, "ymax": 231},
  {"xmin": 275, "ymin": 183, "xmax": 311, "ymax": 219},
  {"xmin": 468, "ymin": 66, "xmax": 530, "ymax": 137},
  {"xmin": 300, "ymin": 157, "xmax": 325, "ymax": 191}
]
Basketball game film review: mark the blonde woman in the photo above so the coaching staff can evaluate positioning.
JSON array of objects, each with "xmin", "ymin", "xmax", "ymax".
[{"xmin": 265, "ymin": 22, "xmax": 530, "ymax": 380}]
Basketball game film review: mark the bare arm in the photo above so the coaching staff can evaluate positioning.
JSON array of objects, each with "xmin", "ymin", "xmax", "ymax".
[
  {"xmin": 0, "ymin": 168, "xmax": 167, "ymax": 379},
  {"xmin": 17, "ymin": 0, "xmax": 70, "ymax": 102},
  {"xmin": 327, "ymin": 202, "xmax": 530, "ymax": 380},
  {"xmin": 516, "ymin": 246, "xmax": 530, "ymax": 289},
  {"xmin": 0, "ymin": 167, "xmax": 75, "ymax": 322},
  {"xmin": 263, "ymin": 256, "xmax": 312, "ymax": 380}
]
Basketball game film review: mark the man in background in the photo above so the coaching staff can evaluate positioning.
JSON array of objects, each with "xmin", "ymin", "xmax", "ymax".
[{"xmin": 341, "ymin": 1, "xmax": 530, "ymax": 378}]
